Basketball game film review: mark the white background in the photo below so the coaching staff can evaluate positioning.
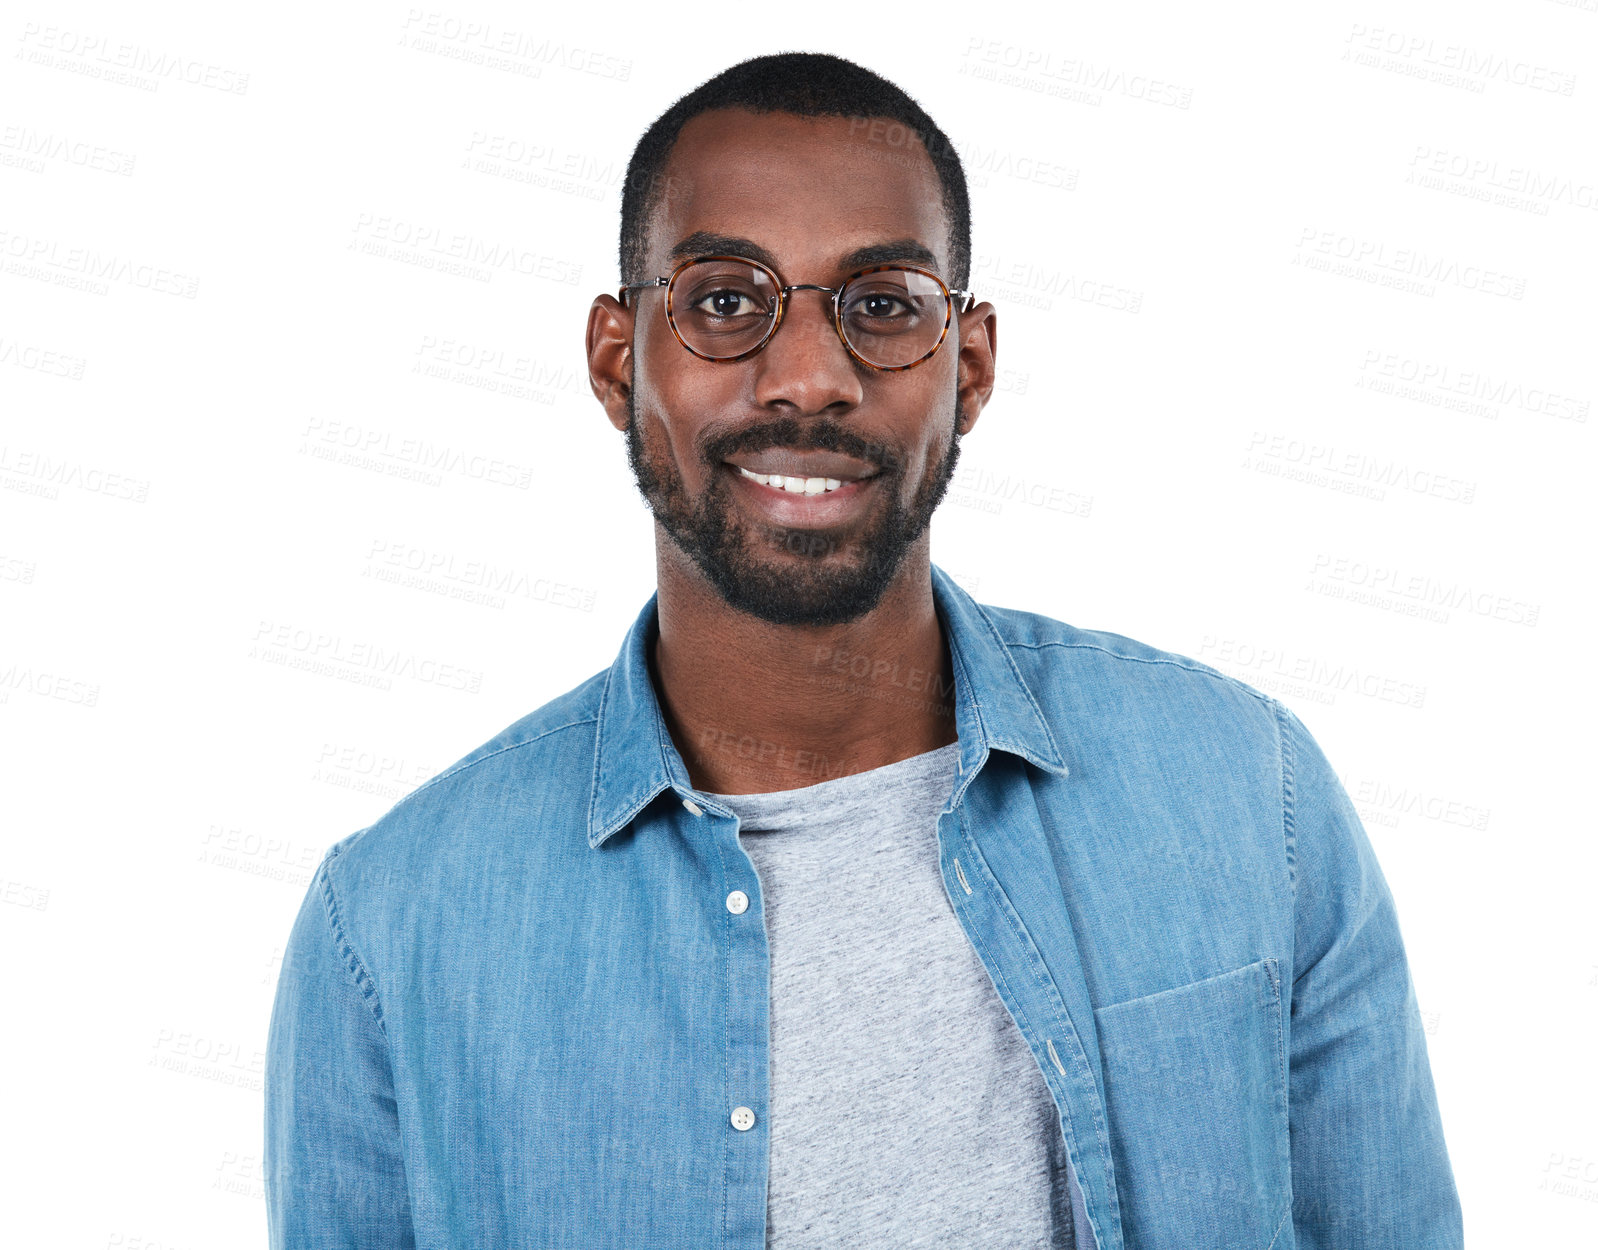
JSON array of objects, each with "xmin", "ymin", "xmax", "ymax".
[{"xmin": 3, "ymin": 1, "xmax": 1595, "ymax": 1245}]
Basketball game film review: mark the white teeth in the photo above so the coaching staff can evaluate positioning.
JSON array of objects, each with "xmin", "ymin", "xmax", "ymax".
[{"xmin": 734, "ymin": 465, "xmax": 850, "ymax": 494}]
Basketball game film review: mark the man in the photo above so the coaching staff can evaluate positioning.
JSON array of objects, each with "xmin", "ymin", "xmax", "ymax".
[{"xmin": 266, "ymin": 52, "xmax": 1463, "ymax": 1249}]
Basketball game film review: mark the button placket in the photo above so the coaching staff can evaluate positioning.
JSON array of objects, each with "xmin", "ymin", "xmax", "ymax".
[{"xmin": 706, "ymin": 791, "xmax": 767, "ymax": 1236}]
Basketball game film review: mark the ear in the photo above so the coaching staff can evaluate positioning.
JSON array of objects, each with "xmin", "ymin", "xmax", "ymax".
[
  {"xmin": 954, "ymin": 300, "xmax": 997, "ymax": 436},
  {"xmin": 587, "ymin": 293, "xmax": 634, "ymax": 433}
]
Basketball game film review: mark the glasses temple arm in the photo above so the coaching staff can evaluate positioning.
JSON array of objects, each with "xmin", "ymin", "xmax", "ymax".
[{"xmin": 616, "ymin": 277, "xmax": 669, "ymax": 305}]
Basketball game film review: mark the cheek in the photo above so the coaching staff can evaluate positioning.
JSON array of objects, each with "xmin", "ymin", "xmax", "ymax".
[
  {"xmin": 904, "ymin": 378, "xmax": 959, "ymax": 467},
  {"xmin": 632, "ymin": 312, "xmax": 679, "ymax": 400},
  {"xmin": 632, "ymin": 366, "xmax": 736, "ymax": 486}
]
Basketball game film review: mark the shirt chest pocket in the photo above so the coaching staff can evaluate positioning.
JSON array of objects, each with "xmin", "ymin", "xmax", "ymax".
[{"xmin": 1092, "ymin": 957, "xmax": 1291, "ymax": 1250}]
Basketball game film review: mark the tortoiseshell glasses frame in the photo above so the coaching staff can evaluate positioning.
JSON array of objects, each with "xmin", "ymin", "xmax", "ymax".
[{"xmin": 617, "ymin": 254, "xmax": 977, "ymax": 373}]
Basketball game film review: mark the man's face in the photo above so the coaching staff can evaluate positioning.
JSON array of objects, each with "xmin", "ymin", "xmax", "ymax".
[{"xmin": 618, "ymin": 109, "xmax": 986, "ymax": 628}]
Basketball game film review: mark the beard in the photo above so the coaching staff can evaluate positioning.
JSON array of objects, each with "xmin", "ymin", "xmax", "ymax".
[{"xmin": 623, "ymin": 386, "xmax": 965, "ymax": 627}]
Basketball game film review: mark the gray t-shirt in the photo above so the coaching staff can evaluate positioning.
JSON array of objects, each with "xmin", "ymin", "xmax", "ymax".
[{"xmin": 705, "ymin": 740, "xmax": 1085, "ymax": 1249}]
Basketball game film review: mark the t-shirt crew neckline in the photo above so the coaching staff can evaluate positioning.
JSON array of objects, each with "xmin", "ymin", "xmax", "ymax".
[{"xmin": 702, "ymin": 740, "xmax": 962, "ymax": 827}]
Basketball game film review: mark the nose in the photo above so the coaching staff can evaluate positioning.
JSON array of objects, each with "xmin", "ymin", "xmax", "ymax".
[{"xmin": 750, "ymin": 287, "xmax": 865, "ymax": 416}]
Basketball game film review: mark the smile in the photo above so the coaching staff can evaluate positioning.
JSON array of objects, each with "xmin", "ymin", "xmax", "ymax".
[
  {"xmin": 721, "ymin": 461, "xmax": 882, "ymax": 527},
  {"xmin": 733, "ymin": 465, "xmax": 849, "ymax": 495}
]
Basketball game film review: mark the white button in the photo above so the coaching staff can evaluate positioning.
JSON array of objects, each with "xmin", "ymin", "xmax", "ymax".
[
  {"xmin": 682, "ymin": 798, "xmax": 703, "ymax": 816},
  {"xmin": 726, "ymin": 890, "xmax": 748, "ymax": 915},
  {"xmin": 731, "ymin": 1106, "xmax": 756, "ymax": 1131}
]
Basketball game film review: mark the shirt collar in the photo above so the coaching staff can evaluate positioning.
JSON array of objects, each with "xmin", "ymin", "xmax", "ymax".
[{"xmin": 587, "ymin": 563, "xmax": 1070, "ymax": 849}]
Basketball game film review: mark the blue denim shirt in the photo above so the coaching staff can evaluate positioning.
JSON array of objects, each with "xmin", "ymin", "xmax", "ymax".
[{"xmin": 266, "ymin": 564, "xmax": 1463, "ymax": 1249}]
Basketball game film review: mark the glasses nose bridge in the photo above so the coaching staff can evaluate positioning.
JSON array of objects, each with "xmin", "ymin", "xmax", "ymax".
[
  {"xmin": 777, "ymin": 282, "xmax": 842, "ymax": 318},
  {"xmin": 767, "ymin": 281, "xmax": 847, "ymax": 353}
]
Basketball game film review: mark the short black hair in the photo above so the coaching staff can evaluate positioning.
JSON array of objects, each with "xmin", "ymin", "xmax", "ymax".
[{"xmin": 618, "ymin": 51, "xmax": 971, "ymax": 290}]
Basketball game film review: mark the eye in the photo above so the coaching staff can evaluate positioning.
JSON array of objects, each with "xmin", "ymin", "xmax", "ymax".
[
  {"xmin": 691, "ymin": 287, "xmax": 766, "ymax": 318},
  {"xmin": 843, "ymin": 284, "xmax": 934, "ymax": 330},
  {"xmin": 855, "ymin": 293, "xmax": 910, "ymax": 319}
]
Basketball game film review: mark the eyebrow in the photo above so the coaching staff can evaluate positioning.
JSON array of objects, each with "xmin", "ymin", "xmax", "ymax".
[{"xmin": 666, "ymin": 231, "xmax": 942, "ymax": 277}]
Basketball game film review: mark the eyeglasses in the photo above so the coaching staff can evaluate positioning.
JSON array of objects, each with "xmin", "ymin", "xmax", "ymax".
[{"xmin": 618, "ymin": 255, "xmax": 976, "ymax": 373}]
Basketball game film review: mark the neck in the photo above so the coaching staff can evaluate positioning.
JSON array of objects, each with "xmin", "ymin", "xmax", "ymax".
[{"xmin": 650, "ymin": 537, "xmax": 958, "ymax": 795}]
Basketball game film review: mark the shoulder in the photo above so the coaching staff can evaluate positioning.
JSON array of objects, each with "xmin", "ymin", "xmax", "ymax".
[
  {"xmin": 409, "ymin": 668, "xmax": 608, "ymax": 800},
  {"xmin": 321, "ymin": 666, "xmax": 607, "ymax": 875},
  {"xmin": 977, "ymin": 598, "xmax": 1284, "ymax": 740}
]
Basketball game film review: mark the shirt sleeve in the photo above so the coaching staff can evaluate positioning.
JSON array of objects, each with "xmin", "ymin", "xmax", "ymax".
[
  {"xmin": 1277, "ymin": 702, "xmax": 1464, "ymax": 1248},
  {"xmin": 265, "ymin": 846, "xmax": 416, "ymax": 1249}
]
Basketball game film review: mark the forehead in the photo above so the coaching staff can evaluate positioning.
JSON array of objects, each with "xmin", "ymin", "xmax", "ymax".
[{"xmin": 649, "ymin": 108, "xmax": 951, "ymax": 278}]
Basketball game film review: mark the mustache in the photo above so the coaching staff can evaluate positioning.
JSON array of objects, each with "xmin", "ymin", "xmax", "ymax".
[{"xmin": 702, "ymin": 416, "xmax": 904, "ymax": 474}]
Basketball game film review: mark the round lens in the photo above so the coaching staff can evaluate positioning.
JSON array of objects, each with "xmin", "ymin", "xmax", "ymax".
[
  {"xmin": 669, "ymin": 259, "xmax": 778, "ymax": 358},
  {"xmin": 839, "ymin": 269, "xmax": 949, "ymax": 368}
]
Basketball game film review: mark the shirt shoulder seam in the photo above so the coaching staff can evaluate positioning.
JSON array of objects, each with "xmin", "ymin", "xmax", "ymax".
[
  {"xmin": 1272, "ymin": 698, "xmax": 1305, "ymax": 991},
  {"xmin": 1274, "ymin": 699, "xmax": 1299, "ymax": 887},
  {"xmin": 1002, "ymin": 637, "xmax": 1274, "ymax": 703},
  {"xmin": 318, "ymin": 843, "xmax": 391, "ymax": 1038},
  {"xmin": 404, "ymin": 716, "xmax": 600, "ymax": 802}
]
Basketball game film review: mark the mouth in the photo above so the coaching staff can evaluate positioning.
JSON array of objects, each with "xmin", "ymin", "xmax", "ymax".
[
  {"xmin": 729, "ymin": 465, "xmax": 856, "ymax": 496},
  {"xmin": 720, "ymin": 460, "xmax": 884, "ymax": 528},
  {"xmin": 722, "ymin": 448, "xmax": 883, "ymax": 488}
]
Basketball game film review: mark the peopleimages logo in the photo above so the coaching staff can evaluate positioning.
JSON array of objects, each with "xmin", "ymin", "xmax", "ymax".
[
  {"xmin": 248, "ymin": 620, "xmax": 485, "ymax": 694},
  {"xmin": 1343, "ymin": 24, "xmax": 1578, "ymax": 96},
  {"xmin": 959, "ymin": 38, "xmax": 1195, "ymax": 109},
  {"xmin": 1245, "ymin": 431, "xmax": 1477, "ymax": 505},
  {"xmin": 1310, "ymin": 554, "xmax": 1540, "ymax": 627},
  {"xmin": 398, "ymin": 10, "xmax": 632, "ymax": 81},
  {"xmin": 0, "ymin": 125, "xmax": 137, "ymax": 175},
  {"xmin": 16, "ymin": 22, "xmax": 251, "ymax": 94},
  {"xmin": 1295, "ymin": 228, "xmax": 1526, "ymax": 300},
  {"xmin": 1340, "ymin": 772, "xmax": 1491, "ymax": 832},
  {"xmin": 1357, "ymin": 349, "xmax": 1589, "ymax": 423},
  {"xmin": 350, "ymin": 212, "xmax": 583, "ymax": 285},
  {"xmin": 0, "ymin": 337, "xmax": 87, "ymax": 380},
  {"xmin": 1195, "ymin": 636, "xmax": 1428, "ymax": 710},
  {"xmin": 299, "ymin": 417, "xmax": 533, "ymax": 491},
  {"xmin": 0, "ymin": 226, "xmax": 199, "ymax": 298},
  {"xmin": 1407, "ymin": 146, "xmax": 1597, "ymax": 214}
]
